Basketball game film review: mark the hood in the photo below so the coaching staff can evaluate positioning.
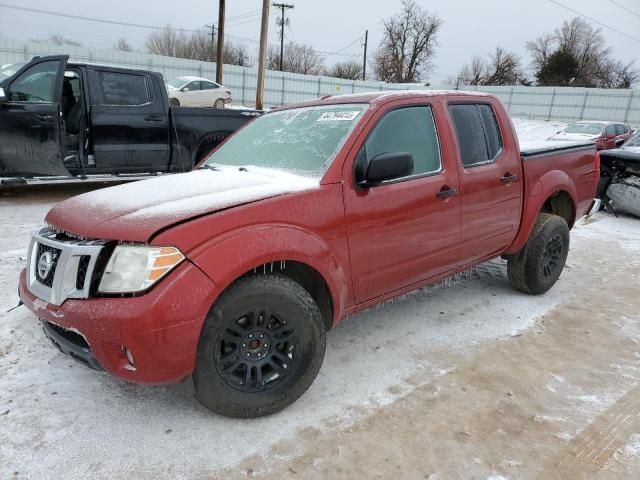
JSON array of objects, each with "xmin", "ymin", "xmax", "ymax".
[
  {"xmin": 46, "ymin": 167, "xmax": 319, "ymax": 242},
  {"xmin": 547, "ymin": 132, "xmax": 601, "ymax": 142}
]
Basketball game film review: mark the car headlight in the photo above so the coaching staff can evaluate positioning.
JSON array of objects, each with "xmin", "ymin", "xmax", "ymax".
[{"xmin": 98, "ymin": 245, "xmax": 184, "ymax": 293}]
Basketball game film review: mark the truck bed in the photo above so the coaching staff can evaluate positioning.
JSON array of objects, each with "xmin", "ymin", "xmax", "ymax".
[{"xmin": 519, "ymin": 140, "xmax": 594, "ymax": 157}]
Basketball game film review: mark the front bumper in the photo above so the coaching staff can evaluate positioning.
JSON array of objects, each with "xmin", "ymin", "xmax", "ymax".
[{"xmin": 19, "ymin": 261, "xmax": 220, "ymax": 384}]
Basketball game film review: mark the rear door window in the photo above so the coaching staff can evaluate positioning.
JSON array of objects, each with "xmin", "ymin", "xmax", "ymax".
[
  {"xmin": 449, "ymin": 104, "xmax": 503, "ymax": 168},
  {"xmin": 363, "ymin": 106, "xmax": 441, "ymax": 178},
  {"xmin": 201, "ymin": 81, "xmax": 217, "ymax": 90},
  {"xmin": 91, "ymin": 71, "xmax": 151, "ymax": 106}
]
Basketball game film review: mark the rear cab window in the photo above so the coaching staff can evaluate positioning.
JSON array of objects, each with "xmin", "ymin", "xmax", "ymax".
[
  {"xmin": 449, "ymin": 103, "xmax": 503, "ymax": 168},
  {"xmin": 90, "ymin": 70, "xmax": 152, "ymax": 106},
  {"xmin": 358, "ymin": 105, "xmax": 442, "ymax": 181}
]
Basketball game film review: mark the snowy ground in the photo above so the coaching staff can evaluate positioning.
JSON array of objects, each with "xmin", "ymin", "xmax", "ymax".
[{"xmin": 1, "ymin": 119, "xmax": 639, "ymax": 479}]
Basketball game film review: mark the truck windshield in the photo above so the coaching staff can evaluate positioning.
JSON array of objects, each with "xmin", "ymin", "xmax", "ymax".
[
  {"xmin": 203, "ymin": 104, "xmax": 367, "ymax": 176},
  {"xmin": 563, "ymin": 123, "xmax": 604, "ymax": 135}
]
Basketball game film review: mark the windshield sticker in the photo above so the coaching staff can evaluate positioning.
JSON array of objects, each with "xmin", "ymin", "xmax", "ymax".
[{"xmin": 317, "ymin": 111, "xmax": 361, "ymax": 122}]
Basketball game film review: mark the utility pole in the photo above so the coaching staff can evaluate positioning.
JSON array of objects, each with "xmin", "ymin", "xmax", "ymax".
[
  {"xmin": 362, "ymin": 30, "xmax": 368, "ymax": 81},
  {"xmin": 216, "ymin": 0, "xmax": 225, "ymax": 84},
  {"xmin": 205, "ymin": 24, "xmax": 215, "ymax": 62},
  {"xmin": 256, "ymin": 0, "xmax": 270, "ymax": 110},
  {"xmin": 272, "ymin": 2, "xmax": 294, "ymax": 71}
]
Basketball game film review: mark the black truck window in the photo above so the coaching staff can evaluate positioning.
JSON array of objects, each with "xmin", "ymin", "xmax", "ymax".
[
  {"xmin": 8, "ymin": 60, "xmax": 60, "ymax": 103},
  {"xmin": 91, "ymin": 71, "xmax": 151, "ymax": 106},
  {"xmin": 364, "ymin": 106, "xmax": 441, "ymax": 177},
  {"xmin": 449, "ymin": 103, "xmax": 503, "ymax": 168}
]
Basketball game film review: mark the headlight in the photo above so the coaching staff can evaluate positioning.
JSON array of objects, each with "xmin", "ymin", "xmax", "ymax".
[{"xmin": 98, "ymin": 245, "xmax": 184, "ymax": 293}]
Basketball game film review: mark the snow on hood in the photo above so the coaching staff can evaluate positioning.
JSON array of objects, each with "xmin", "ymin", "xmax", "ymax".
[
  {"xmin": 45, "ymin": 167, "xmax": 319, "ymax": 242},
  {"xmin": 547, "ymin": 132, "xmax": 600, "ymax": 142}
]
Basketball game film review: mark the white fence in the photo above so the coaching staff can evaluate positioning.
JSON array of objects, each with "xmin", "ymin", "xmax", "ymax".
[{"xmin": 1, "ymin": 37, "xmax": 638, "ymax": 125}]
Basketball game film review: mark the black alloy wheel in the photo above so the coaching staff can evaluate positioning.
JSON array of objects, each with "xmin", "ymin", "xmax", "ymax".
[{"xmin": 215, "ymin": 309, "xmax": 298, "ymax": 393}]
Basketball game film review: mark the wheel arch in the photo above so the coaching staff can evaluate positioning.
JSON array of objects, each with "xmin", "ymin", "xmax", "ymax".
[
  {"xmin": 505, "ymin": 169, "xmax": 578, "ymax": 255},
  {"xmin": 189, "ymin": 225, "xmax": 350, "ymax": 329}
]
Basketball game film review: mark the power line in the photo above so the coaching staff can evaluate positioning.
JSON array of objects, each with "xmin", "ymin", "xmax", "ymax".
[
  {"xmin": 319, "ymin": 36, "xmax": 363, "ymax": 56},
  {"xmin": 226, "ymin": 8, "xmax": 262, "ymax": 22},
  {"xmin": 0, "ymin": 3, "xmax": 200, "ymax": 32},
  {"xmin": 548, "ymin": 0, "xmax": 640, "ymax": 44},
  {"xmin": 605, "ymin": 0, "xmax": 640, "ymax": 19}
]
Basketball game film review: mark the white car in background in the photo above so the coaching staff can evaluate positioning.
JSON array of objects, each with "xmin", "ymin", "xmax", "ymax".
[{"xmin": 166, "ymin": 76, "xmax": 231, "ymax": 108}]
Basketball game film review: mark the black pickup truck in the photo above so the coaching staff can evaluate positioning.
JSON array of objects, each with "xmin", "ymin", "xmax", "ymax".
[{"xmin": 0, "ymin": 55, "xmax": 258, "ymax": 181}]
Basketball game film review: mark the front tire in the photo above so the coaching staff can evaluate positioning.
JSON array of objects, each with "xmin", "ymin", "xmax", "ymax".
[
  {"xmin": 507, "ymin": 213, "xmax": 570, "ymax": 295},
  {"xmin": 193, "ymin": 274, "xmax": 326, "ymax": 418},
  {"xmin": 170, "ymin": 97, "xmax": 180, "ymax": 107}
]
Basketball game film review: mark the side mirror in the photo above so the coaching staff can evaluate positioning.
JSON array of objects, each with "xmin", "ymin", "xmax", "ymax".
[
  {"xmin": 359, "ymin": 152, "xmax": 414, "ymax": 188},
  {"xmin": 181, "ymin": 87, "xmax": 190, "ymax": 92}
]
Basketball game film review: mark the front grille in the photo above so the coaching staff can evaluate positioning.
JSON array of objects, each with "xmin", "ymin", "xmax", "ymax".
[
  {"xmin": 34, "ymin": 242, "xmax": 62, "ymax": 287},
  {"xmin": 76, "ymin": 255, "xmax": 91, "ymax": 290},
  {"xmin": 27, "ymin": 227, "xmax": 107, "ymax": 306}
]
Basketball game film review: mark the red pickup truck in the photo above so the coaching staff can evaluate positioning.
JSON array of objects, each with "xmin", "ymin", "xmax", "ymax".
[{"xmin": 18, "ymin": 91, "xmax": 600, "ymax": 418}]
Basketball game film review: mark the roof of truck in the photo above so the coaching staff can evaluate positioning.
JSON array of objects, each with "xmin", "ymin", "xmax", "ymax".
[{"xmin": 274, "ymin": 89, "xmax": 493, "ymax": 110}]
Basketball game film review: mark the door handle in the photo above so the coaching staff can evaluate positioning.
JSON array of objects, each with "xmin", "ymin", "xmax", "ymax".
[
  {"xmin": 501, "ymin": 174, "xmax": 518, "ymax": 183},
  {"xmin": 436, "ymin": 186, "xmax": 458, "ymax": 199},
  {"xmin": 36, "ymin": 114, "xmax": 53, "ymax": 121},
  {"xmin": 144, "ymin": 115, "xmax": 163, "ymax": 122}
]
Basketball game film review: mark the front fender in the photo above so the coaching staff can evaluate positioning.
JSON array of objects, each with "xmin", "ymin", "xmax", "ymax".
[
  {"xmin": 188, "ymin": 224, "xmax": 350, "ymax": 324},
  {"xmin": 505, "ymin": 169, "xmax": 577, "ymax": 255}
]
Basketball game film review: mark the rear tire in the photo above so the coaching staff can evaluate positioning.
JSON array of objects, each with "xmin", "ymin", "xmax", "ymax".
[
  {"xmin": 507, "ymin": 213, "xmax": 570, "ymax": 295},
  {"xmin": 213, "ymin": 98, "xmax": 225, "ymax": 109},
  {"xmin": 193, "ymin": 274, "xmax": 326, "ymax": 418}
]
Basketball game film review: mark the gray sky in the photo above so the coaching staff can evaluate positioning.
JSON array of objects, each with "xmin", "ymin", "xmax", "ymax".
[{"xmin": 0, "ymin": 0, "xmax": 638, "ymax": 83}]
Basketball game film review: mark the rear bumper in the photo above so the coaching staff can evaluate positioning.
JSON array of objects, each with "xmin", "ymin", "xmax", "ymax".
[
  {"xmin": 18, "ymin": 261, "xmax": 220, "ymax": 384},
  {"xmin": 586, "ymin": 197, "xmax": 602, "ymax": 217}
]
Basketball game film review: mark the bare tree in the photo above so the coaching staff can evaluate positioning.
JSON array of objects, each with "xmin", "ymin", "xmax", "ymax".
[
  {"xmin": 33, "ymin": 34, "xmax": 82, "ymax": 47},
  {"xmin": 372, "ymin": 0, "xmax": 442, "ymax": 83},
  {"xmin": 267, "ymin": 42, "xmax": 324, "ymax": 74},
  {"xmin": 526, "ymin": 17, "xmax": 638, "ymax": 88},
  {"xmin": 329, "ymin": 61, "xmax": 362, "ymax": 80},
  {"xmin": 114, "ymin": 38, "xmax": 133, "ymax": 52},
  {"xmin": 457, "ymin": 56, "xmax": 486, "ymax": 86},
  {"xmin": 145, "ymin": 26, "xmax": 251, "ymax": 66},
  {"xmin": 456, "ymin": 47, "xmax": 526, "ymax": 86},
  {"xmin": 597, "ymin": 59, "xmax": 639, "ymax": 89}
]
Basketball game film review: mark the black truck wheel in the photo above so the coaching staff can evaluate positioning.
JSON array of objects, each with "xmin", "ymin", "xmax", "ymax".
[
  {"xmin": 193, "ymin": 273, "xmax": 326, "ymax": 418},
  {"xmin": 507, "ymin": 213, "xmax": 570, "ymax": 295}
]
